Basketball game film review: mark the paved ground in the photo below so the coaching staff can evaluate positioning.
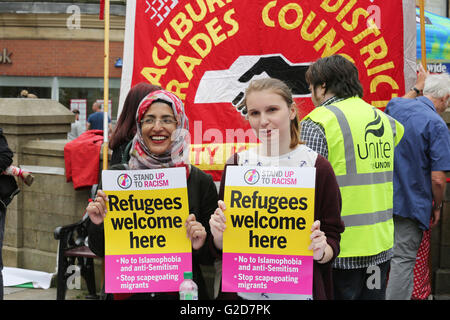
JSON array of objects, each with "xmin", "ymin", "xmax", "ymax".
[
  {"xmin": 3, "ymin": 285, "xmax": 449, "ymax": 300},
  {"xmin": 3, "ymin": 286, "xmax": 95, "ymax": 300}
]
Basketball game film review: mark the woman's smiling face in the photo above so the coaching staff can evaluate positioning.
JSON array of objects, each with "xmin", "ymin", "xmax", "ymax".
[
  {"xmin": 245, "ymin": 89, "xmax": 296, "ymax": 154},
  {"xmin": 140, "ymin": 101, "xmax": 178, "ymax": 155}
]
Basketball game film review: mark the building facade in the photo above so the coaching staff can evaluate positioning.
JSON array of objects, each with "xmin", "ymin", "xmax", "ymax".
[{"xmin": 0, "ymin": 0, "xmax": 126, "ymax": 121}]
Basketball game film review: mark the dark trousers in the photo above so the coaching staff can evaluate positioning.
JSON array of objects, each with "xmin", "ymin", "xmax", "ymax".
[
  {"xmin": 0, "ymin": 207, "xmax": 6, "ymax": 300},
  {"xmin": 333, "ymin": 260, "xmax": 390, "ymax": 300}
]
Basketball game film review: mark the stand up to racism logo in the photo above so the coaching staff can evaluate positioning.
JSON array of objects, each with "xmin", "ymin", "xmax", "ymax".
[
  {"xmin": 244, "ymin": 169, "xmax": 260, "ymax": 185},
  {"xmin": 117, "ymin": 173, "xmax": 132, "ymax": 189}
]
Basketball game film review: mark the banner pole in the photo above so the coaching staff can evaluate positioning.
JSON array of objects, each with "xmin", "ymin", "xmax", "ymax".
[
  {"xmin": 103, "ymin": 0, "xmax": 110, "ymax": 171},
  {"xmin": 419, "ymin": 0, "xmax": 427, "ymax": 69}
]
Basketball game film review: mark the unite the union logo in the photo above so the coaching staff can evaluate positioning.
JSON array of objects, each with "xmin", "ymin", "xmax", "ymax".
[
  {"xmin": 244, "ymin": 169, "xmax": 260, "ymax": 185},
  {"xmin": 117, "ymin": 173, "xmax": 132, "ymax": 189}
]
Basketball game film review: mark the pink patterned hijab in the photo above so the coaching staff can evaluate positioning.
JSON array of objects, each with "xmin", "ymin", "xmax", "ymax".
[{"xmin": 128, "ymin": 90, "xmax": 190, "ymax": 172}]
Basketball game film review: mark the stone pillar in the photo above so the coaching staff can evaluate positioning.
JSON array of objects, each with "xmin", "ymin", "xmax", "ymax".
[
  {"xmin": 19, "ymin": 139, "xmax": 96, "ymax": 273},
  {"xmin": 0, "ymin": 98, "xmax": 74, "ymax": 270}
]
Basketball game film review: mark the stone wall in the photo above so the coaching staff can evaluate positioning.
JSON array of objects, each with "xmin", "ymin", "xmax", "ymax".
[
  {"xmin": 20, "ymin": 140, "xmax": 93, "ymax": 270},
  {"xmin": 0, "ymin": 98, "xmax": 99, "ymax": 288}
]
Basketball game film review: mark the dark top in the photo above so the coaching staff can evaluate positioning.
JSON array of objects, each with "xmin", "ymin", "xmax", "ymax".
[
  {"xmin": 0, "ymin": 128, "xmax": 18, "ymax": 210},
  {"xmin": 87, "ymin": 163, "xmax": 218, "ymax": 300},
  {"xmin": 110, "ymin": 141, "xmax": 129, "ymax": 166},
  {"xmin": 87, "ymin": 112, "xmax": 111, "ymax": 131},
  {"xmin": 211, "ymin": 153, "xmax": 344, "ymax": 300}
]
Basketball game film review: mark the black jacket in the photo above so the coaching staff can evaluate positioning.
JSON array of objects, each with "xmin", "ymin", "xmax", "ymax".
[{"xmin": 0, "ymin": 128, "xmax": 18, "ymax": 210}]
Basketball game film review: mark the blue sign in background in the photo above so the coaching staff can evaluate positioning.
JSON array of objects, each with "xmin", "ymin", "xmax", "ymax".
[{"xmin": 416, "ymin": 8, "xmax": 450, "ymax": 74}]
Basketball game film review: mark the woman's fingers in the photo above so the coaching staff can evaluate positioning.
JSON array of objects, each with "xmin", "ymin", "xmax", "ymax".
[
  {"xmin": 214, "ymin": 207, "xmax": 226, "ymax": 223},
  {"xmin": 311, "ymin": 220, "xmax": 320, "ymax": 231},
  {"xmin": 86, "ymin": 190, "xmax": 109, "ymax": 225},
  {"xmin": 185, "ymin": 214, "xmax": 207, "ymax": 250},
  {"xmin": 188, "ymin": 223, "xmax": 206, "ymax": 239},
  {"xmin": 309, "ymin": 234, "xmax": 327, "ymax": 253},
  {"xmin": 211, "ymin": 210, "xmax": 226, "ymax": 232},
  {"xmin": 310, "ymin": 229, "xmax": 325, "ymax": 240},
  {"xmin": 186, "ymin": 214, "xmax": 204, "ymax": 238},
  {"xmin": 309, "ymin": 220, "xmax": 326, "ymax": 255},
  {"xmin": 86, "ymin": 201, "xmax": 104, "ymax": 225}
]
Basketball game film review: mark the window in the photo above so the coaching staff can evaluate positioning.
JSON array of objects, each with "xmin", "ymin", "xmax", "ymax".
[{"xmin": 0, "ymin": 76, "xmax": 121, "ymax": 121}]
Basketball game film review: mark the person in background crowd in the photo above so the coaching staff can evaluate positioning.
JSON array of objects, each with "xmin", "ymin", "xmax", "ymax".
[
  {"xmin": 300, "ymin": 55, "xmax": 404, "ymax": 300},
  {"xmin": 385, "ymin": 72, "xmax": 450, "ymax": 300},
  {"xmin": 19, "ymin": 90, "xmax": 38, "ymax": 98},
  {"xmin": 67, "ymin": 109, "xmax": 86, "ymax": 141},
  {"xmin": 86, "ymin": 101, "xmax": 111, "ymax": 131},
  {"xmin": 19, "ymin": 90, "xmax": 28, "ymax": 98},
  {"xmin": 209, "ymin": 78, "xmax": 344, "ymax": 300}
]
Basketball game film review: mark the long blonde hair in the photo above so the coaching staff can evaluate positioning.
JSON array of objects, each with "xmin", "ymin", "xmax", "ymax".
[{"xmin": 241, "ymin": 78, "xmax": 302, "ymax": 148}]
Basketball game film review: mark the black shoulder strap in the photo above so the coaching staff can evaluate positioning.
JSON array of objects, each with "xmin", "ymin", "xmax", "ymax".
[{"xmin": 121, "ymin": 140, "xmax": 133, "ymax": 164}]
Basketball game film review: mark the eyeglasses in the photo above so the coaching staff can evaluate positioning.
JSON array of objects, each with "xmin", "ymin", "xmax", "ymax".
[{"xmin": 140, "ymin": 117, "xmax": 177, "ymax": 127}]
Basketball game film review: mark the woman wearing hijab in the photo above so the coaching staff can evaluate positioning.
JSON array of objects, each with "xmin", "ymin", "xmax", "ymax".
[
  {"xmin": 109, "ymin": 82, "xmax": 161, "ymax": 166},
  {"xmin": 86, "ymin": 90, "xmax": 218, "ymax": 300}
]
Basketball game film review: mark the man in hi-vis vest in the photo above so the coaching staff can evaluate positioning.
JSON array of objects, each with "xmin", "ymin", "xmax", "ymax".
[{"xmin": 300, "ymin": 55, "xmax": 404, "ymax": 300}]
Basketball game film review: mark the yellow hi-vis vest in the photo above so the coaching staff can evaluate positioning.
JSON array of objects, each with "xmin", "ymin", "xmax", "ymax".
[{"xmin": 303, "ymin": 97, "xmax": 404, "ymax": 258}]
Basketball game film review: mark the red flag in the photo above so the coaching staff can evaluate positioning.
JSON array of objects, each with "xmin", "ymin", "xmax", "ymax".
[
  {"xmin": 99, "ymin": 0, "xmax": 104, "ymax": 20},
  {"xmin": 122, "ymin": 0, "xmax": 417, "ymax": 181}
]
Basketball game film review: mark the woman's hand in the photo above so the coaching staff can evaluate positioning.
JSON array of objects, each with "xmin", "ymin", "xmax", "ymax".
[
  {"xmin": 186, "ymin": 214, "xmax": 207, "ymax": 250},
  {"xmin": 86, "ymin": 190, "xmax": 108, "ymax": 225},
  {"xmin": 209, "ymin": 200, "xmax": 227, "ymax": 250},
  {"xmin": 309, "ymin": 220, "xmax": 329, "ymax": 262}
]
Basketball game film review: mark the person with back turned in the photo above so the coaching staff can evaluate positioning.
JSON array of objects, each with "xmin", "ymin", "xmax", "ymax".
[
  {"xmin": 300, "ymin": 55, "xmax": 404, "ymax": 300},
  {"xmin": 87, "ymin": 101, "xmax": 111, "ymax": 131},
  {"xmin": 385, "ymin": 72, "xmax": 450, "ymax": 300}
]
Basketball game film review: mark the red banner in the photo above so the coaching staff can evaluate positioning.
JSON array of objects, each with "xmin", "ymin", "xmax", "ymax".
[
  {"xmin": 122, "ymin": 0, "xmax": 415, "ymax": 180},
  {"xmin": 99, "ymin": 0, "xmax": 105, "ymax": 20}
]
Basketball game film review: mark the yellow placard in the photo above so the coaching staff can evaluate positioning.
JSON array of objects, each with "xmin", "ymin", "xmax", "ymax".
[
  {"xmin": 103, "ymin": 188, "xmax": 191, "ymax": 255},
  {"xmin": 223, "ymin": 186, "xmax": 315, "ymax": 256}
]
